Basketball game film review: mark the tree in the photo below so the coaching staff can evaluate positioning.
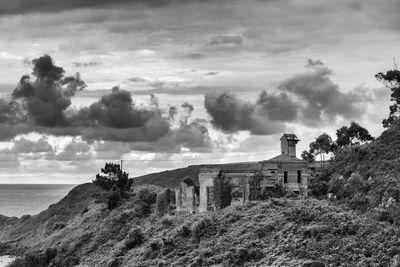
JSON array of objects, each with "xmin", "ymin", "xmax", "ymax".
[
  {"xmin": 376, "ymin": 62, "xmax": 400, "ymax": 128},
  {"xmin": 309, "ymin": 133, "xmax": 335, "ymax": 168},
  {"xmin": 93, "ymin": 162, "xmax": 133, "ymax": 193},
  {"xmin": 336, "ymin": 121, "xmax": 374, "ymax": 148},
  {"xmin": 301, "ymin": 150, "xmax": 315, "ymax": 163}
]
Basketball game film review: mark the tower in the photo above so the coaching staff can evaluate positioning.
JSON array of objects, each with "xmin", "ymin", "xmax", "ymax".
[{"xmin": 280, "ymin": 134, "xmax": 299, "ymax": 157}]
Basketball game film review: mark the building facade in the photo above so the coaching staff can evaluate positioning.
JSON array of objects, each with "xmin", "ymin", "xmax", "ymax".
[{"xmin": 176, "ymin": 134, "xmax": 309, "ymax": 213}]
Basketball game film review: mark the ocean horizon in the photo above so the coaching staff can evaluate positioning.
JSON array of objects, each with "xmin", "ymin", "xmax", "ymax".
[{"xmin": 0, "ymin": 184, "xmax": 77, "ymax": 217}]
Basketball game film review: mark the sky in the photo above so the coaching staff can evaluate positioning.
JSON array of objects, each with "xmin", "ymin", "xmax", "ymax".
[{"xmin": 0, "ymin": 0, "xmax": 399, "ymax": 183}]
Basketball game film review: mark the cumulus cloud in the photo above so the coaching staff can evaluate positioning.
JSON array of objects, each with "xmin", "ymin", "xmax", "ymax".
[
  {"xmin": 0, "ymin": 55, "xmax": 216, "ymax": 152},
  {"xmin": 256, "ymin": 91, "xmax": 298, "ymax": 122},
  {"xmin": 54, "ymin": 139, "xmax": 93, "ymax": 161},
  {"xmin": 131, "ymin": 119, "xmax": 213, "ymax": 152},
  {"xmin": 278, "ymin": 60, "xmax": 366, "ymax": 126},
  {"xmin": 204, "ymin": 91, "xmax": 292, "ymax": 135},
  {"xmin": 11, "ymin": 55, "xmax": 86, "ymax": 126},
  {"xmin": 204, "ymin": 59, "xmax": 382, "ymax": 134},
  {"xmin": 0, "ymin": 137, "xmax": 54, "ymax": 154}
]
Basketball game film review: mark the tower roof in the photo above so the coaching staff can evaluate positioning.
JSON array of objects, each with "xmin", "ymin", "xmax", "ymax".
[{"xmin": 281, "ymin": 133, "xmax": 299, "ymax": 141}]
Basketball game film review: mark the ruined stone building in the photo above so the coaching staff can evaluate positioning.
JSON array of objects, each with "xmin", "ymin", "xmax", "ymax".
[{"xmin": 175, "ymin": 134, "xmax": 309, "ymax": 213}]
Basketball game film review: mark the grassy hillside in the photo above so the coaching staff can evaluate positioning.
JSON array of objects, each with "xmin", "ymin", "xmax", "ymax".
[
  {"xmin": 2, "ymin": 183, "xmax": 400, "ymax": 266},
  {"xmin": 134, "ymin": 166, "xmax": 200, "ymax": 188},
  {"xmin": 134, "ymin": 161, "xmax": 260, "ymax": 188},
  {"xmin": 3, "ymin": 124, "xmax": 400, "ymax": 266}
]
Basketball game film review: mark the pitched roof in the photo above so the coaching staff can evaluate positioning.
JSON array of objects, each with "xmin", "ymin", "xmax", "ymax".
[
  {"xmin": 196, "ymin": 161, "xmax": 261, "ymax": 172},
  {"xmin": 281, "ymin": 133, "xmax": 299, "ymax": 141},
  {"xmin": 265, "ymin": 154, "xmax": 305, "ymax": 163}
]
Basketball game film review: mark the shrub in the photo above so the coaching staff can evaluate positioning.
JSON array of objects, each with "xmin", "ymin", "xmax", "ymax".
[
  {"xmin": 160, "ymin": 214, "xmax": 174, "ymax": 227},
  {"xmin": 249, "ymin": 174, "xmax": 263, "ymax": 200},
  {"xmin": 191, "ymin": 217, "xmax": 213, "ymax": 241},
  {"xmin": 348, "ymin": 193, "xmax": 370, "ymax": 211},
  {"xmin": 176, "ymin": 222, "xmax": 192, "ymax": 238},
  {"xmin": 155, "ymin": 189, "xmax": 171, "ymax": 217},
  {"xmin": 213, "ymin": 171, "xmax": 232, "ymax": 209},
  {"xmin": 136, "ymin": 188, "xmax": 157, "ymax": 205},
  {"xmin": 309, "ymin": 170, "xmax": 331, "ymax": 197},
  {"xmin": 108, "ymin": 185, "xmax": 120, "ymax": 210},
  {"xmin": 263, "ymin": 184, "xmax": 286, "ymax": 198},
  {"xmin": 125, "ymin": 228, "xmax": 144, "ymax": 249},
  {"xmin": 7, "ymin": 248, "xmax": 58, "ymax": 267},
  {"xmin": 254, "ymin": 223, "xmax": 275, "ymax": 238},
  {"xmin": 93, "ymin": 163, "xmax": 133, "ymax": 193},
  {"xmin": 227, "ymin": 247, "xmax": 264, "ymax": 266}
]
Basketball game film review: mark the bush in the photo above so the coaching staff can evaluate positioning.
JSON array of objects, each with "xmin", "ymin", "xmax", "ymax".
[
  {"xmin": 176, "ymin": 222, "xmax": 192, "ymax": 238},
  {"xmin": 262, "ymin": 184, "xmax": 286, "ymax": 198},
  {"xmin": 108, "ymin": 185, "xmax": 120, "ymax": 210},
  {"xmin": 93, "ymin": 163, "xmax": 133, "ymax": 193},
  {"xmin": 227, "ymin": 247, "xmax": 264, "ymax": 266},
  {"xmin": 125, "ymin": 228, "xmax": 144, "ymax": 249},
  {"xmin": 309, "ymin": 170, "xmax": 331, "ymax": 197},
  {"xmin": 191, "ymin": 217, "xmax": 213, "ymax": 241},
  {"xmin": 213, "ymin": 172, "xmax": 232, "ymax": 209},
  {"xmin": 249, "ymin": 175, "xmax": 263, "ymax": 200},
  {"xmin": 136, "ymin": 188, "xmax": 157, "ymax": 205},
  {"xmin": 160, "ymin": 214, "xmax": 174, "ymax": 227},
  {"xmin": 155, "ymin": 189, "xmax": 171, "ymax": 217},
  {"xmin": 7, "ymin": 248, "xmax": 58, "ymax": 267}
]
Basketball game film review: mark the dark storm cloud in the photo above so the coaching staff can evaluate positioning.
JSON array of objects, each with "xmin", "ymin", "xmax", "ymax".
[
  {"xmin": 131, "ymin": 119, "xmax": 213, "ymax": 152},
  {"xmin": 278, "ymin": 60, "xmax": 366, "ymax": 126},
  {"xmin": 204, "ymin": 91, "xmax": 290, "ymax": 135},
  {"xmin": 0, "ymin": 0, "xmax": 219, "ymax": 15},
  {"xmin": 0, "ymin": 55, "xmax": 215, "ymax": 150},
  {"xmin": 256, "ymin": 91, "xmax": 298, "ymax": 122},
  {"xmin": 11, "ymin": 55, "xmax": 86, "ymax": 127}
]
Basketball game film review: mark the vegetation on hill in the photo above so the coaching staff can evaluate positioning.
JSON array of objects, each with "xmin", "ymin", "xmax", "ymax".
[
  {"xmin": 134, "ymin": 166, "xmax": 200, "ymax": 188},
  {"xmin": 3, "ymin": 190, "xmax": 400, "ymax": 266}
]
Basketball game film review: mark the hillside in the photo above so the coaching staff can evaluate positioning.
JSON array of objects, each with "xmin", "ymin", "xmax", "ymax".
[
  {"xmin": 2, "ymin": 124, "xmax": 400, "ymax": 266},
  {"xmin": 1, "ymin": 182, "xmax": 400, "ymax": 266},
  {"xmin": 134, "ymin": 161, "xmax": 261, "ymax": 188},
  {"xmin": 134, "ymin": 166, "xmax": 200, "ymax": 188}
]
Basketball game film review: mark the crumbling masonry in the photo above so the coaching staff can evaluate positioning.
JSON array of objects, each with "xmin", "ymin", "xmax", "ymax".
[{"xmin": 175, "ymin": 134, "xmax": 309, "ymax": 213}]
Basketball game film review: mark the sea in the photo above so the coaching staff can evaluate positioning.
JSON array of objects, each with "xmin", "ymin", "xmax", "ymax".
[{"xmin": 0, "ymin": 184, "xmax": 76, "ymax": 217}]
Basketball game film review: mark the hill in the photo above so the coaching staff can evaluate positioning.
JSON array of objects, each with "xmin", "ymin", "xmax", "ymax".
[
  {"xmin": 3, "ymin": 124, "xmax": 400, "ymax": 266},
  {"xmin": 134, "ymin": 161, "xmax": 261, "ymax": 188},
  {"xmin": 1, "ymin": 185, "xmax": 400, "ymax": 266}
]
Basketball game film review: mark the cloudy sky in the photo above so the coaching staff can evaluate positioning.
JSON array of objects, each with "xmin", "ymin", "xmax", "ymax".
[{"xmin": 0, "ymin": 0, "xmax": 398, "ymax": 183}]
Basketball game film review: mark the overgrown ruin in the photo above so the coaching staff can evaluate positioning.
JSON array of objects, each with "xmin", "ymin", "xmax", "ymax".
[{"xmin": 175, "ymin": 134, "xmax": 309, "ymax": 213}]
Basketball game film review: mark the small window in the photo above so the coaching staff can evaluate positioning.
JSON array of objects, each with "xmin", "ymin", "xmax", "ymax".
[
  {"xmin": 283, "ymin": 171, "xmax": 288, "ymax": 183},
  {"xmin": 297, "ymin": 170, "xmax": 302, "ymax": 184},
  {"xmin": 271, "ymin": 170, "xmax": 275, "ymax": 174}
]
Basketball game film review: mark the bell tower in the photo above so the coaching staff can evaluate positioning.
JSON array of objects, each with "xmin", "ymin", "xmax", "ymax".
[{"xmin": 280, "ymin": 134, "xmax": 299, "ymax": 158}]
